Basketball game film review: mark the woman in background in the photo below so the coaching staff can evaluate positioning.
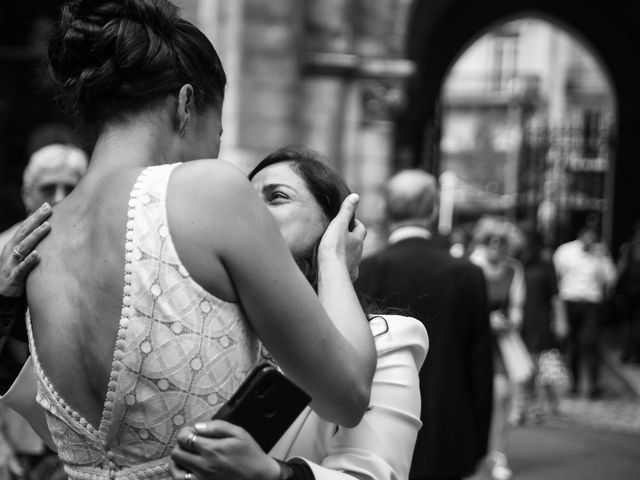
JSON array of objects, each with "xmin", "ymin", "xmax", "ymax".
[
  {"xmin": 470, "ymin": 217, "xmax": 527, "ymax": 480},
  {"xmin": 519, "ymin": 228, "xmax": 568, "ymax": 420}
]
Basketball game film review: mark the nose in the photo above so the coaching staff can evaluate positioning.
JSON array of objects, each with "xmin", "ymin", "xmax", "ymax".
[{"xmin": 52, "ymin": 186, "xmax": 67, "ymax": 205}]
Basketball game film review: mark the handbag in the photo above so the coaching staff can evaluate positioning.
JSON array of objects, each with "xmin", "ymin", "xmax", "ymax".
[
  {"xmin": 537, "ymin": 348, "xmax": 571, "ymax": 389},
  {"xmin": 496, "ymin": 330, "xmax": 535, "ymax": 383}
]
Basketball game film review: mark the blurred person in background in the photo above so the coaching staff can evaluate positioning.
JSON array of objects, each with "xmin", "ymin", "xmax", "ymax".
[
  {"xmin": 553, "ymin": 226, "xmax": 617, "ymax": 398},
  {"xmin": 470, "ymin": 216, "xmax": 528, "ymax": 480},
  {"xmin": 616, "ymin": 221, "xmax": 640, "ymax": 364},
  {"xmin": 0, "ymin": 143, "xmax": 86, "ymax": 480},
  {"xmin": 519, "ymin": 228, "xmax": 569, "ymax": 421},
  {"xmin": 356, "ymin": 170, "xmax": 493, "ymax": 480},
  {"xmin": 0, "ymin": 144, "xmax": 88, "ymax": 247}
]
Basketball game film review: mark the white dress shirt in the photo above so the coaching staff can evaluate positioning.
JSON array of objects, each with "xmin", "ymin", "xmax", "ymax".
[{"xmin": 553, "ymin": 239, "xmax": 617, "ymax": 303}]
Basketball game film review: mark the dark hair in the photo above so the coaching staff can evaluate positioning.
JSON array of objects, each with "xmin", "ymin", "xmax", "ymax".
[
  {"xmin": 48, "ymin": 0, "xmax": 226, "ymax": 128},
  {"xmin": 248, "ymin": 146, "xmax": 351, "ymax": 291}
]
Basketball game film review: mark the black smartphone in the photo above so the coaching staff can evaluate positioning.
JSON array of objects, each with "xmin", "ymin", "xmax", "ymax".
[{"xmin": 211, "ymin": 364, "xmax": 311, "ymax": 452}]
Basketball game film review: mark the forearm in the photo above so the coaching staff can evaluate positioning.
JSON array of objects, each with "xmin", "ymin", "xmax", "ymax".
[{"xmin": 317, "ymin": 258, "xmax": 376, "ymax": 380}]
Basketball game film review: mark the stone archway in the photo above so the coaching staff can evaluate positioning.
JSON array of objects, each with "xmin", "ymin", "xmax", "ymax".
[{"xmin": 398, "ymin": 0, "xmax": 640, "ymax": 249}]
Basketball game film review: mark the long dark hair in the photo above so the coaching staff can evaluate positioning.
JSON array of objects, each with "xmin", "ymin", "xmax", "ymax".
[
  {"xmin": 48, "ymin": 0, "xmax": 226, "ymax": 129},
  {"xmin": 248, "ymin": 146, "xmax": 351, "ymax": 291}
]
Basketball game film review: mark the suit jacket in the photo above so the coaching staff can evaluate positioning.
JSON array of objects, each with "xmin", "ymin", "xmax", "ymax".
[
  {"xmin": 355, "ymin": 237, "xmax": 493, "ymax": 479},
  {"xmin": 270, "ymin": 315, "xmax": 428, "ymax": 480}
]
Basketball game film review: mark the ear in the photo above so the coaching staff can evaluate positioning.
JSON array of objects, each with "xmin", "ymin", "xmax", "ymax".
[{"xmin": 176, "ymin": 84, "xmax": 195, "ymax": 137}]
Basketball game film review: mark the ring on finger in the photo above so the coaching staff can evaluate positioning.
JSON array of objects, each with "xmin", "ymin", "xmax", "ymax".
[
  {"xmin": 12, "ymin": 246, "xmax": 26, "ymax": 262},
  {"xmin": 184, "ymin": 431, "xmax": 198, "ymax": 452},
  {"xmin": 184, "ymin": 472, "xmax": 194, "ymax": 480}
]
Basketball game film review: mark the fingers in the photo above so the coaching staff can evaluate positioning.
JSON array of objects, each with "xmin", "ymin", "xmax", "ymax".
[
  {"xmin": 12, "ymin": 252, "xmax": 41, "ymax": 280},
  {"xmin": 169, "ymin": 458, "xmax": 198, "ymax": 480},
  {"xmin": 194, "ymin": 419, "xmax": 242, "ymax": 437},
  {"xmin": 175, "ymin": 420, "xmax": 238, "ymax": 456},
  {"xmin": 171, "ymin": 446, "xmax": 203, "ymax": 469},
  {"xmin": 14, "ymin": 222, "xmax": 50, "ymax": 261},
  {"xmin": 333, "ymin": 194, "xmax": 360, "ymax": 229},
  {"xmin": 351, "ymin": 219, "xmax": 367, "ymax": 241},
  {"xmin": 13, "ymin": 204, "xmax": 52, "ymax": 245}
]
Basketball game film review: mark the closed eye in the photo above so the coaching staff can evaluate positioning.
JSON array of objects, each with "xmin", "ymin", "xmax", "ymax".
[{"xmin": 268, "ymin": 191, "xmax": 289, "ymax": 202}]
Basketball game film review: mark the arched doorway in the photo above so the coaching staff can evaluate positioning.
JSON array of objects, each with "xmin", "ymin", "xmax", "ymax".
[
  {"xmin": 437, "ymin": 16, "xmax": 616, "ymax": 246},
  {"xmin": 397, "ymin": 0, "xmax": 640, "ymax": 251}
]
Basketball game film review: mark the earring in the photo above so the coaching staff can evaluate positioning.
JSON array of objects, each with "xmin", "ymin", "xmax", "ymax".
[{"xmin": 180, "ymin": 117, "xmax": 189, "ymax": 138}]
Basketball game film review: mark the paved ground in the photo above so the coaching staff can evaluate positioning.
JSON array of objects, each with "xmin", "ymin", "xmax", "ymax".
[
  {"xmin": 466, "ymin": 339, "xmax": 640, "ymax": 480},
  {"xmin": 468, "ymin": 421, "xmax": 640, "ymax": 480}
]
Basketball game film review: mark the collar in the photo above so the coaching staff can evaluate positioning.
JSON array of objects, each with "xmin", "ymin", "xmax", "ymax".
[{"xmin": 388, "ymin": 226, "xmax": 431, "ymax": 244}]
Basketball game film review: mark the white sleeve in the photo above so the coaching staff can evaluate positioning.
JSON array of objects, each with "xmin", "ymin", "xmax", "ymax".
[
  {"xmin": 509, "ymin": 260, "xmax": 526, "ymax": 329},
  {"xmin": 296, "ymin": 317, "xmax": 428, "ymax": 480}
]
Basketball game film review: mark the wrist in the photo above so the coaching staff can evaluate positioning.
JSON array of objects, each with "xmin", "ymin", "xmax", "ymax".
[
  {"xmin": 274, "ymin": 459, "xmax": 294, "ymax": 480},
  {"xmin": 261, "ymin": 458, "xmax": 284, "ymax": 480}
]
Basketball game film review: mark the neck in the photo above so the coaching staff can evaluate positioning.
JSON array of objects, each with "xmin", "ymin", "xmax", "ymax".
[
  {"xmin": 87, "ymin": 117, "xmax": 178, "ymax": 175},
  {"xmin": 389, "ymin": 219, "xmax": 430, "ymax": 232}
]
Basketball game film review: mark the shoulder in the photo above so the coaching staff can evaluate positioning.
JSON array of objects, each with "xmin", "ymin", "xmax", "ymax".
[
  {"xmin": 368, "ymin": 315, "xmax": 428, "ymax": 370},
  {"xmin": 168, "ymin": 159, "xmax": 263, "ymax": 241},
  {"xmin": 554, "ymin": 241, "xmax": 577, "ymax": 257},
  {"xmin": 172, "ymin": 159, "xmax": 253, "ymax": 200}
]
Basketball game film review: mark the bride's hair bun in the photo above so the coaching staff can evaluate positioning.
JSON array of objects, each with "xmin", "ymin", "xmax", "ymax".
[{"xmin": 48, "ymin": 0, "xmax": 226, "ymax": 127}]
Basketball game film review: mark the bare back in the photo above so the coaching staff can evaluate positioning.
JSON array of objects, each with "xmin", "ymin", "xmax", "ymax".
[{"xmin": 27, "ymin": 166, "xmax": 143, "ymax": 428}]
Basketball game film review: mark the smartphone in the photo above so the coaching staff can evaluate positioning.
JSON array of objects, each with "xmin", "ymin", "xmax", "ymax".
[{"xmin": 211, "ymin": 364, "xmax": 311, "ymax": 452}]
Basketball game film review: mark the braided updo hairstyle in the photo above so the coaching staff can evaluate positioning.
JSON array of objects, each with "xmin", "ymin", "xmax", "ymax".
[{"xmin": 48, "ymin": 0, "xmax": 226, "ymax": 128}]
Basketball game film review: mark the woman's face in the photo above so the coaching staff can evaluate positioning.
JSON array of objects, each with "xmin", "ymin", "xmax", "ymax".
[
  {"xmin": 251, "ymin": 162, "xmax": 329, "ymax": 258},
  {"xmin": 485, "ymin": 235, "xmax": 508, "ymax": 261}
]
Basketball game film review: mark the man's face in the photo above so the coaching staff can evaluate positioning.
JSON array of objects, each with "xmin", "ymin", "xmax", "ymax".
[{"xmin": 23, "ymin": 167, "xmax": 82, "ymax": 212}]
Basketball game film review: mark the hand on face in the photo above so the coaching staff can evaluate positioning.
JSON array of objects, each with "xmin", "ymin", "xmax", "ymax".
[
  {"xmin": 0, "ymin": 204, "xmax": 52, "ymax": 297},
  {"xmin": 317, "ymin": 194, "xmax": 366, "ymax": 280}
]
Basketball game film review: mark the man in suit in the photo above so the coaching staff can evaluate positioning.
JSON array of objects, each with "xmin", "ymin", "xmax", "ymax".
[{"xmin": 355, "ymin": 169, "xmax": 494, "ymax": 480}]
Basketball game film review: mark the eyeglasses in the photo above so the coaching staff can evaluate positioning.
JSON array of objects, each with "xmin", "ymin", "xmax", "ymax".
[{"xmin": 486, "ymin": 235, "xmax": 507, "ymax": 247}]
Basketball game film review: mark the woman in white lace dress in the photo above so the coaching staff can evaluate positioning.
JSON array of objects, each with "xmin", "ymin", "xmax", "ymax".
[{"xmin": 17, "ymin": 1, "xmax": 376, "ymax": 479}]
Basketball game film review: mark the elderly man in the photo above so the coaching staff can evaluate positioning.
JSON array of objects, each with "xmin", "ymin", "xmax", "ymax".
[
  {"xmin": 0, "ymin": 144, "xmax": 87, "ymax": 248},
  {"xmin": 0, "ymin": 143, "xmax": 86, "ymax": 480},
  {"xmin": 355, "ymin": 169, "xmax": 494, "ymax": 480}
]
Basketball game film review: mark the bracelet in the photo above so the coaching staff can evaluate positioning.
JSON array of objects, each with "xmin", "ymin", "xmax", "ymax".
[
  {"xmin": 287, "ymin": 459, "xmax": 314, "ymax": 480},
  {"xmin": 275, "ymin": 459, "xmax": 294, "ymax": 480}
]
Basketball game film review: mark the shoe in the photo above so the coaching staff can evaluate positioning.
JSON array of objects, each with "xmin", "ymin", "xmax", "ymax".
[
  {"xmin": 487, "ymin": 451, "xmax": 513, "ymax": 480},
  {"xmin": 507, "ymin": 410, "xmax": 524, "ymax": 427}
]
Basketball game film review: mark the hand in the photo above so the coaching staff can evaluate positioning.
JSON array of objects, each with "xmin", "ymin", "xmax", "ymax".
[
  {"xmin": 170, "ymin": 420, "xmax": 281, "ymax": 480},
  {"xmin": 552, "ymin": 319, "xmax": 569, "ymax": 340},
  {"xmin": 0, "ymin": 204, "xmax": 52, "ymax": 297},
  {"xmin": 317, "ymin": 194, "xmax": 367, "ymax": 281},
  {"xmin": 490, "ymin": 311, "xmax": 511, "ymax": 333}
]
